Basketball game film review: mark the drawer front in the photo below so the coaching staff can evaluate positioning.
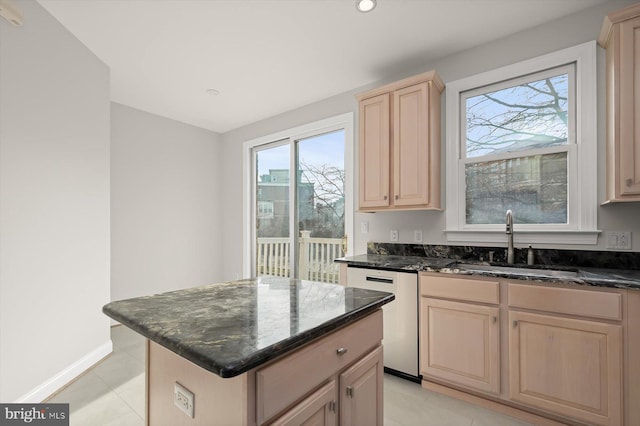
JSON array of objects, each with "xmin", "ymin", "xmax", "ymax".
[
  {"xmin": 508, "ymin": 283, "xmax": 622, "ymax": 321},
  {"xmin": 256, "ymin": 310, "xmax": 382, "ymax": 424},
  {"xmin": 420, "ymin": 274, "xmax": 499, "ymax": 304}
]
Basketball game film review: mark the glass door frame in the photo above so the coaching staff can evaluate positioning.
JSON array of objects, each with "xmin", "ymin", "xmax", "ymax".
[{"xmin": 242, "ymin": 113, "xmax": 354, "ymax": 279}]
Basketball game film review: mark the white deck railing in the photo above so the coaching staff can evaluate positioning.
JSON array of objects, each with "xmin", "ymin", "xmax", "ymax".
[{"xmin": 256, "ymin": 231, "xmax": 343, "ymax": 283}]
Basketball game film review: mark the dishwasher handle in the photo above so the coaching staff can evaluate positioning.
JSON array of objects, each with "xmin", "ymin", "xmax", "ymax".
[{"xmin": 366, "ymin": 276, "xmax": 394, "ymax": 284}]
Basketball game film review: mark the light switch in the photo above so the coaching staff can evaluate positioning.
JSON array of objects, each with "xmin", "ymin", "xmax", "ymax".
[{"xmin": 361, "ymin": 221, "xmax": 369, "ymax": 234}]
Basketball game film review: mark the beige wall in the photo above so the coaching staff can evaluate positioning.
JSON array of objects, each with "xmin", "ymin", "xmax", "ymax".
[
  {"xmin": 111, "ymin": 103, "xmax": 223, "ymax": 301},
  {"xmin": 220, "ymin": 0, "xmax": 640, "ymax": 281},
  {"xmin": 0, "ymin": 0, "xmax": 110, "ymax": 402}
]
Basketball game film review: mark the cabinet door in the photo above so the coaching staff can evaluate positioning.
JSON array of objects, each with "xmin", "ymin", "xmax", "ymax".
[
  {"xmin": 393, "ymin": 82, "xmax": 431, "ymax": 207},
  {"xmin": 420, "ymin": 298, "xmax": 500, "ymax": 394},
  {"xmin": 617, "ymin": 15, "xmax": 640, "ymax": 197},
  {"xmin": 359, "ymin": 94, "xmax": 390, "ymax": 209},
  {"xmin": 509, "ymin": 311, "xmax": 622, "ymax": 426},
  {"xmin": 339, "ymin": 345, "xmax": 383, "ymax": 426},
  {"xmin": 270, "ymin": 381, "xmax": 337, "ymax": 426}
]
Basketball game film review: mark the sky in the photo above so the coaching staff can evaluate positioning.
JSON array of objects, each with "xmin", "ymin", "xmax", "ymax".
[{"xmin": 256, "ymin": 129, "xmax": 345, "ymax": 178}]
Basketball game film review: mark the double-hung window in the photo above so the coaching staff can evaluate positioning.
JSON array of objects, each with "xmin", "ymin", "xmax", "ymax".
[{"xmin": 445, "ymin": 41, "xmax": 598, "ymax": 245}]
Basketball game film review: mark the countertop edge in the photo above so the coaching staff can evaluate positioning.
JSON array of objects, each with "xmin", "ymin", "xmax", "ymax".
[{"xmin": 103, "ymin": 293, "xmax": 394, "ymax": 378}]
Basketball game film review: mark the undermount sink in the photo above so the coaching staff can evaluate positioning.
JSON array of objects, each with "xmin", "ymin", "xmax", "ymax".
[{"xmin": 454, "ymin": 263, "xmax": 580, "ymax": 279}]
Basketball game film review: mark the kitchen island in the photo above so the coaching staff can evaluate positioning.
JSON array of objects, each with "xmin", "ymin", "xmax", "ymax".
[{"xmin": 103, "ymin": 276, "xmax": 394, "ymax": 426}]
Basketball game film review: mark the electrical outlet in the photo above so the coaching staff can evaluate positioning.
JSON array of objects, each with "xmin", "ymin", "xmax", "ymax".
[
  {"xmin": 174, "ymin": 382, "xmax": 195, "ymax": 418},
  {"xmin": 606, "ymin": 231, "xmax": 632, "ymax": 250},
  {"xmin": 414, "ymin": 230, "xmax": 423, "ymax": 243},
  {"xmin": 390, "ymin": 229, "xmax": 399, "ymax": 242}
]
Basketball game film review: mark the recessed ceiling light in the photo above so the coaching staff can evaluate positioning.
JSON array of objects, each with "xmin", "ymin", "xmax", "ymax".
[
  {"xmin": 356, "ymin": 0, "xmax": 377, "ymax": 13},
  {"xmin": 205, "ymin": 88, "xmax": 220, "ymax": 96}
]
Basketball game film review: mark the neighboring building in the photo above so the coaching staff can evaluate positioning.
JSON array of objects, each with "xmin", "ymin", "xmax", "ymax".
[{"xmin": 257, "ymin": 169, "xmax": 315, "ymax": 237}]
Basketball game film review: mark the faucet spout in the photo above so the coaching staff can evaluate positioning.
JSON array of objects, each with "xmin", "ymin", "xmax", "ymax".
[{"xmin": 506, "ymin": 210, "xmax": 514, "ymax": 264}]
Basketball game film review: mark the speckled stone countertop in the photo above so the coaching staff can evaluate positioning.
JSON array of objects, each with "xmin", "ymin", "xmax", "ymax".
[
  {"xmin": 335, "ymin": 254, "xmax": 456, "ymax": 272},
  {"xmin": 336, "ymin": 254, "xmax": 640, "ymax": 290},
  {"xmin": 102, "ymin": 276, "xmax": 394, "ymax": 378}
]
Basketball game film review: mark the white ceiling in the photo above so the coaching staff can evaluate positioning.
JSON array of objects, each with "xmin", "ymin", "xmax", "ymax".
[{"xmin": 37, "ymin": 0, "xmax": 608, "ymax": 134}]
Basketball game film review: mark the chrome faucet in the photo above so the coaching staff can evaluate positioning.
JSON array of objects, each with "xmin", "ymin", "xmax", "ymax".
[{"xmin": 506, "ymin": 210, "xmax": 514, "ymax": 264}]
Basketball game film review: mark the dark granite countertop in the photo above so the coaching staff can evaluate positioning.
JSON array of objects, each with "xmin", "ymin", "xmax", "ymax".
[
  {"xmin": 102, "ymin": 276, "xmax": 394, "ymax": 378},
  {"xmin": 336, "ymin": 254, "xmax": 640, "ymax": 290},
  {"xmin": 335, "ymin": 254, "xmax": 456, "ymax": 272}
]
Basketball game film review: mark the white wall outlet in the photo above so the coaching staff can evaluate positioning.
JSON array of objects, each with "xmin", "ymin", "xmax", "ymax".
[
  {"xmin": 605, "ymin": 231, "xmax": 632, "ymax": 250},
  {"xmin": 174, "ymin": 382, "xmax": 195, "ymax": 418},
  {"xmin": 414, "ymin": 230, "xmax": 423, "ymax": 243},
  {"xmin": 390, "ymin": 229, "xmax": 399, "ymax": 242},
  {"xmin": 361, "ymin": 221, "xmax": 369, "ymax": 234}
]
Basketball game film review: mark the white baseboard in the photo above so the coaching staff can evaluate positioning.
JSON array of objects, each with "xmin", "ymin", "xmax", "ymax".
[{"xmin": 15, "ymin": 340, "xmax": 113, "ymax": 403}]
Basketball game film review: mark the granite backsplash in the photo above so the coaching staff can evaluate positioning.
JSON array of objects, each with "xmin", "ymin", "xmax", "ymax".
[{"xmin": 368, "ymin": 243, "xmax": 640, "ymax": 270}]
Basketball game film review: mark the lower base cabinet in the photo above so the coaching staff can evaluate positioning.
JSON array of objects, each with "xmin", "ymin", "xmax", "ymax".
[
  {"xmin": 147, "ymin": 309, "xmax": 384, "ymax": 426},
  {"xmin": 420, "ymin": 298, "xmax": 500, "ymax": 394},
  {"xmin": 339, "ymin": 346, "xmax": 384, "ymax": 426},
  {"xmin": 271, "ymin": 346, "xmax": 383, "ymax": 426},
  {"xmin": 509, "ymin": 311, "xmax": 622, "ymax": 426},
  {"xmin": 270, "ymin": 381, "xmax": 337, "ymax": 426},
  {"xmin": 419, "ymin": 272, "xmax": 633, "ymax": 426}
]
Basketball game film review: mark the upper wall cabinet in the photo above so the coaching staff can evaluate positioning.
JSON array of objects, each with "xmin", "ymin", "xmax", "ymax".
[
  {"xmin": 599, "ymin": 3, "xmax": 640, "ymax": 203},
  {"xmin": 356, "ymin": 71, "xmax": 444, "ymax": 211}
]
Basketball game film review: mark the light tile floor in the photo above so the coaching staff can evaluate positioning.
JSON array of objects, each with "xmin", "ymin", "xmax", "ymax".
[{"xmin": 47, "ymin": 326, "xmax": 532, "ymax": 426}]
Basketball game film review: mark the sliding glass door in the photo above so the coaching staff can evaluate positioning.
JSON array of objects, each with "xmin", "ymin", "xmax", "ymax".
[{"xmin": 251, "ymin": 127, "xmax": 347, "ymax": 283}]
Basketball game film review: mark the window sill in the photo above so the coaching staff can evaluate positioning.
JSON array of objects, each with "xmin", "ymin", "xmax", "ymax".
[{"xmin": 445, "ymin": 230, "xmax": 600, "ymax": 245}]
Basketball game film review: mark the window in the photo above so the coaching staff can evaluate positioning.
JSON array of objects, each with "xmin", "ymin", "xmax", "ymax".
[{"xmin": 445, "ymin": 41, "xmax": 598, "ymax": 245}]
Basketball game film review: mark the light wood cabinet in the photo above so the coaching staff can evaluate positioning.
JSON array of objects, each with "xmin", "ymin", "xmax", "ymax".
[
  {"xmin": 147, "ymin": 309, "xmax": 384, "ymax": 426},
  {"xmin": 339, "ymin": 345, "xmax": 384, "ymax": 426},
  {"xmin": 599, "ymin": 3, "xmax": 640, "ymax": 203},
  {"xmin": 418, "ymin": 272, "xmax": 635, "ymax": 426},
  {"xmin": 271, "ymin": 345, "xmax": 383, "ymax": 426},
  {"xmin": 270, "ymin": 381, "xmax": 337, "ymax": 426},
  {"xmin": 507, "ymin": 282, "xmax": 623, "ymax": 426},
  {"xmin": 359, "ymin": 94, "xmax": 390, "ymax": 208},
  {"xmin": 508, "ymin": 311, "xmax": 622, "ymax": 426},
  {"xmin": 419, "ymin": 275, "xmax": 500, "ymax": 395},
  {"xmin": 420, "ymin": 297, "xmax": 500, "ymax": 395},
  {"xmin": 356, "ymin": 71, "xmax": 444, "ymax": 211}
]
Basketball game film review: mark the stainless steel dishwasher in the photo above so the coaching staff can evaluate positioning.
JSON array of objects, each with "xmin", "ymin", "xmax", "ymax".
[{"xmin": 346, "ymin": 266, "xmax": 419, "ymax": 382}]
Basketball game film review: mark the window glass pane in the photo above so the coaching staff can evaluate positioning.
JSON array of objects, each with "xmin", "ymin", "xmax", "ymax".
[
  {"xmin": 297, "ymin": 130, "xmax": 345, "ymax": 239},
  {"xmin": 255, "ymin": 144, "xmax": 291, "ymax": 279},
  {"xmin": 465, "ymin": 152, "xmax": 567, "ymax": 224},
  {"xmin": 256, "ymin": 144, "xmax": 290, "ymax": 239},
  {"xmin": 465, "ymin": 74, "xmax": 569, "ymax": 158},
  {"xmin": 296, "ymin": 130, "xmax": 345, "ymax": 284}
]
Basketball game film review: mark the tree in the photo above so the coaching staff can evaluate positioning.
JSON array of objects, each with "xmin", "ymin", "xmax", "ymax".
[
  {"xmin": 466, "ymin": 74, "xmax": 568, "ymax": 157},
  {"xmin": 299, "ymin": 161, "xmax": 345, "ymax": 238},
  {"xmin": 464, "ymin": 74, "xmax": 569, "ymax": 224}
]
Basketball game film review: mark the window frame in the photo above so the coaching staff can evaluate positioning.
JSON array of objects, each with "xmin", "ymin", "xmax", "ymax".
[{"xmin": 445, "ymin": 41, "xmax": 598, "ymax": 245}]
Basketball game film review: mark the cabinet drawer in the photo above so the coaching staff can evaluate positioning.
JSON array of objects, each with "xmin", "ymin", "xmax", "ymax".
[
  {"xmin": 420, "ymin": 274, "xmax": 499, "ymax": 304},
  {"xmin": 508, "ymin": 283, "xmax": 622, "ymax": 321},
  {"xmin": 256, "ymin": 310, "xmax": 382, "ymax": 424}
]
